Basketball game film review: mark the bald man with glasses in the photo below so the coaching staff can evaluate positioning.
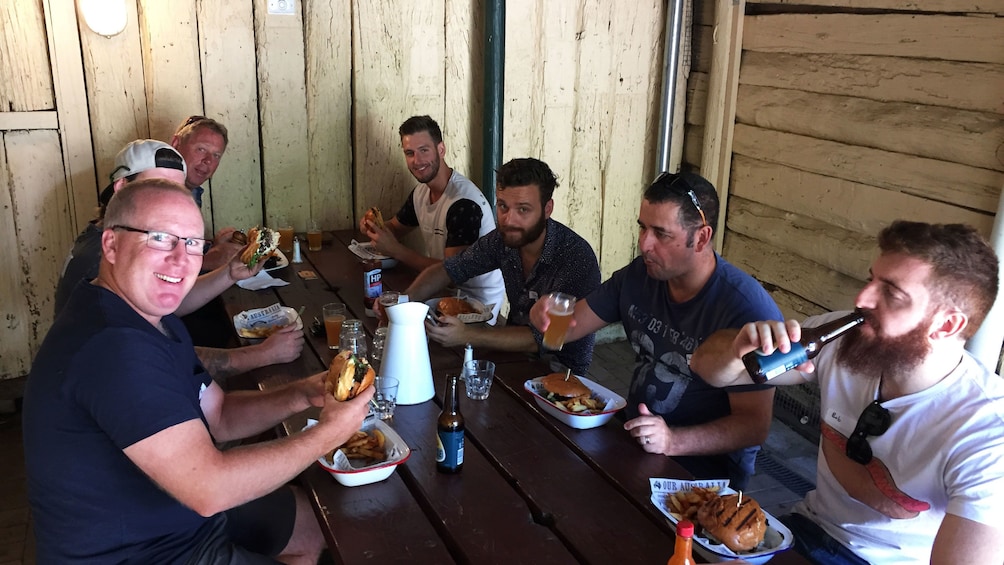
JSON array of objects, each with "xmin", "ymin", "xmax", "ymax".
[{"xmin": 529, "ymin": 171, "xmax": 782, "ymax": 490}]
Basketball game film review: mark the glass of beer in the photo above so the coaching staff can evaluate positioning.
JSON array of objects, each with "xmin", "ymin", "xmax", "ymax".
[
  {"xmin": 277, "ymin": 216, "xmax": 294, "ymax": 253},
  {"xmin": 307, "ymin": 220, "xmax": 323, "ymax": 252},
  {"xmin": 322, "ymin": 302, "xmax": 347, "ymax": 350},
  {"xmin": 542, "ymin": 292, "xmax": 576, "ymax": 351}
]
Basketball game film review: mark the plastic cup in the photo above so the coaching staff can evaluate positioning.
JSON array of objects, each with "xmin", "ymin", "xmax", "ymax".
[
  {"xmin": 464, "ymin": 360, "xmax": 495, "ymax": 400},
  {"xmin": 322, "ymin": 303, "xmax": 346, "ymax": 350},
  {"xmin": 372, "ymin": 376, "xmax": 399, "ymax": 420},
  {"xmin": 542, "ymin": 293, "xmax": 576, "ymax": 351}
]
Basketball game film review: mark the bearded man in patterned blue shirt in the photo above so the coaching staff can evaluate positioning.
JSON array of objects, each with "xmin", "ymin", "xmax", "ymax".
[{"xmin": 403, "ymin": 158, "xmax": 601, "ymax": 375}]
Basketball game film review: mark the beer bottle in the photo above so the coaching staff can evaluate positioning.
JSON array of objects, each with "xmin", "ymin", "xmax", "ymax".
[
  {"xmin": 667, "ymin": 520, "xmax": 695, "ymax": 565},
  {"xmin": 743, "ymin": 310, "xmax": 865, "ymax": 384},
  {"xmin": 436, "ymin": 373, "xmax": 464, "ymax": 473}
]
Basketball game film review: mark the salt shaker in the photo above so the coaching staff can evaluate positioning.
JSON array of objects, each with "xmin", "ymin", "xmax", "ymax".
[
  {"xmin": 292, "ymin": 237, "xmax": 303, "ymax": 263},
  {"xmin": 461, "ymin": 343, "xmax": 473, "ymax": 381}
]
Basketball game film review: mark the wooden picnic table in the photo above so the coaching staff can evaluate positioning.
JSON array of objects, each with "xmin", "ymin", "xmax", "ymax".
[{"xmin": 215, "ymin": 229, "xmax": 808, "ymax": 564}]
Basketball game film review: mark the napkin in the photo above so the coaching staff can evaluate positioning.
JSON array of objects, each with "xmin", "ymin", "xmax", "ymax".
[{"xmin": 236, "ymin": 269, "xmax": 290, "ymax": 290}]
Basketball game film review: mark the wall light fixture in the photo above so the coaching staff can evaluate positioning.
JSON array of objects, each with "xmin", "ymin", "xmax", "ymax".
[{"xmin": 78, "ymin": 0, "xmax": 128, "ymax": 37}]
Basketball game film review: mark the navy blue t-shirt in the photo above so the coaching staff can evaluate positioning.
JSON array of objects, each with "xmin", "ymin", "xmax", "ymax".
[
  {"xmin": 586, "ymin": 255, "xmax": 782, "ymax": 475},
  {"xmin": 23, "ymin": 281, "xmax": 217, "ymax": 563}
]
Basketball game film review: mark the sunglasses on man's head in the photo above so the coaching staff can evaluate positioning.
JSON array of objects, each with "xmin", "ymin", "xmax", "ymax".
[
  {"xmin": 845, "ymin": 400, "xmax": 891, "ymax": 465},
  {"xmin": 183, "ymin": 115, "xmax": 207, "ymax": 127},
  {"xmin": 652, "ymin": 171, "xmax": 708, "ymax": 228}
]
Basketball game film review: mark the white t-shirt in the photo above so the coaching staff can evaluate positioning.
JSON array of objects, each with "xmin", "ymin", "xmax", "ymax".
[
  {"xmin": 411, "ymin": 170, "xmax": 504, "ymax": 323},
  {"xmin": 794, "ymin": 311, "xmax": 1004, "ymax": 563}
]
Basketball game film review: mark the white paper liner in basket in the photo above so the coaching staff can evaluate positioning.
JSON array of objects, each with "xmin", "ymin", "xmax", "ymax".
[{"xmin": 649, "ymin": 478, "xmax": 794, "ymax": 563}]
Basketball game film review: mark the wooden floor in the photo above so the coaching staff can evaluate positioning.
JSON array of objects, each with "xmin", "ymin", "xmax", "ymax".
[{"xmin": 1, "ymin": 339, "xmax": 816, "ymax": 563}]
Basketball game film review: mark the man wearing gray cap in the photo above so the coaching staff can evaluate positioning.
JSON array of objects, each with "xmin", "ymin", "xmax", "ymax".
[{"xmin": 55, "ymin": 140, "xmax": 304, "ymax": 381}]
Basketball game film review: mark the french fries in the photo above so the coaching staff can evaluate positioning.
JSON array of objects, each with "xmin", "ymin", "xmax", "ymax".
[
  {"xmin": 326, "ymin": 429, "xmax": 387, "ymax": 466},
  {"xmin": 666, "ymin": 486, "xmax": 721, "ymax": 521},
  {"xmin": 552, "ymin": 395, "xmax": 605, "ymax": 413}
]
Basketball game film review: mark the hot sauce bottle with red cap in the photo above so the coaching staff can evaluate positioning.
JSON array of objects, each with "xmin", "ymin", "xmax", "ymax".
[{"xmin": 667, "ymin": 520, "xmax": 695, "ymax": 565}]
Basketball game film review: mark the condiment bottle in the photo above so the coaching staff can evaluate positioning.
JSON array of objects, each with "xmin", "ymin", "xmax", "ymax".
[
  {"xmin": 461, "ymin": 343, "xmax": 473, "ymax": 381},
  {"xmin": 667, "ymin": 520, "xmax": 695, "ymax": 565},
  {"xmin": 291, "ymin": 237, "xmax": 303, "ymax": 263},
  {"xmin": 436, "ymin": 373, "xmax": 464, "ymax": 474},
  {"xmin": 362, "ymin": 258, "xmax": 382, "ymax": 317},
  {"xmin": 743, "ymin": 310, "xmax": 865, "ymax": 383}
]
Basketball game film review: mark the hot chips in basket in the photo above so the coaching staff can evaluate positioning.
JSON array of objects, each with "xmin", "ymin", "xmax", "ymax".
[
  {"xmin": 666, "ymin": 485, "xmax": 721, "ymax": 521},
  {"xmin": 326, "ymin": 429, "xmax": 387, "ymax": 467}
]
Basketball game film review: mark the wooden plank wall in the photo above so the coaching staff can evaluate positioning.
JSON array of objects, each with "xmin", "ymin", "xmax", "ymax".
[{"xmin": 684, "ymin": 1, "xmax": 1003, "ymax": 328}]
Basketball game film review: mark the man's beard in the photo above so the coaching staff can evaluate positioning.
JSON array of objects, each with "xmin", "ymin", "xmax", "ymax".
[
  {"xmin": 837, "ymin": 312, "xmax": 932, "ymax": 378},
  {"xmin": 501, "ymin": 214, "xmax": 546, "ymax": 248},
  {"xmin": 411, "ymin": 155, "xmax": 441, "ymax": 184}
]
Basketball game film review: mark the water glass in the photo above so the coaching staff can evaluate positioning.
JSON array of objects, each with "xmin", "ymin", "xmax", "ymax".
[
  {"xmin": 371, "ymin": 327, "xmax": 388, "ymax": 372},
  {"xmin": 464, "ymin": 360, "xmax": 496, "ymax": 400},
  {"xmin": 338, "ymin": 319, "xmax": 368, "ymax": 358},
  {"xmin": 372, "ymin": 376, "xmax": 399, "ymax": 420}
]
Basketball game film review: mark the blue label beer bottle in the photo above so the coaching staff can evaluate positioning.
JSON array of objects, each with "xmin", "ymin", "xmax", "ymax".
[
  {"xmin": 436, "ymin": 373, "xmax": 464, "ymax": 473},
  {"xmin": 743, "ymin": 310, "xmax": 864, "ymax": 383}
]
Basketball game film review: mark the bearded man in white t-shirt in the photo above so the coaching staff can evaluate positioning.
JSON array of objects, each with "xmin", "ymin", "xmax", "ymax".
[
  {"xmin": 691, "ymin": 221, "xmax": 1004, "ymax": 564},
  {"xmin": 360, "ymin": 115, "xmax": 505, "ymax": 324}
]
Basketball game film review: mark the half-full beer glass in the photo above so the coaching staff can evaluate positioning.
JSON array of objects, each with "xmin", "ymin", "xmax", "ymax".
[{"xmin": 542, "ymin": 292, "xmax": 576, "ymax": 351}]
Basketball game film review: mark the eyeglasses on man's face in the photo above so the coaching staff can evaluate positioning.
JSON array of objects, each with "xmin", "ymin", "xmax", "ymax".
[
  {"xmin": 111, "ymin": 225, "xmax": 211, "ymax": 256},
  {"xmin": 845, "ymin": 400, "xmax": 891, "ymax": 465},
  {"xmin": 653, "ymin": 171, "xmax": 708, "ymax": 228}
]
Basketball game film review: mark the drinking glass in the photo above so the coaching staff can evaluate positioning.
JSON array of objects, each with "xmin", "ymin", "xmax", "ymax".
[
  {"xmin": 371, "ymin": 327, "xmax": 388, "ymax": 372},
  {"xmin": 377, "ymin": 290, "xmax": 401, "ymax": 327},
  {"xmin": 464, "ymin": 360, "xmax": 495, "ymax": 400},
  {"xmin": 372, "ymin": 376, "xmax": 399, "ymax": 420},
  {"xmin": 307, "ymin": 220, "xmax": 323, "ymax": 252},
  {"xmin": 542, "ymin": 293, "xmax": 576, "ymax": 351},
  {"xmin": 277, "ymin": 216, "xmax": 294, "ymax": 253},
  {"xmin": 338, "ymin": 319, "xmax": 368, "ymax": 358},
  {"xmin": 322, "ymin": 303, "xmax": 347, "ymax": 350}
]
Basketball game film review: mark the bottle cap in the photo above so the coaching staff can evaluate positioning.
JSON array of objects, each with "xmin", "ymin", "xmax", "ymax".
[{"xmin": 676, "ymin": 520, "xmax": 694, "ymax": 538}]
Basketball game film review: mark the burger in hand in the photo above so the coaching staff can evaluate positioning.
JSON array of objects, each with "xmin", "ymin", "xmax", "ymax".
[
  {"xmin": 364, "ymin": 207, "xmax": 386, "ymax": 230},
  {"xmin": 239, "ymin": 227, "xmax": 279, "ymax": 269},
  {"xmin": 325, "ymin": 350, "xmax": 375, "ymax": 401}
]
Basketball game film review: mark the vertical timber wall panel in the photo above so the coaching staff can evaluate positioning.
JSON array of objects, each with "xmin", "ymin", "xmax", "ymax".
[
  {"xmin": 505, "ymin": 1, "xmax": 664, "ymax": 279},
  {"xmin": 2, "ymin": 131, "xmax": 75, "ymax": 375},
  {"xmin": 198, "ymin": 1, "xmax": 263, "ymax": 233},
  {"xmin": 444, "ymin": 0, "xmax": 481, "ymax": 186},
  {"xmin": 352, "ymin": 0, "xmax": 447, "ymax": 231},
  {"xmin": 254, "ymin": 1, "xmax": 310, "ymax": 230},
  {"xmin": 78, "ymin": 0, "xmax": 148, "ymax": 185},
  {"xmin": 0, "ymin": 1, "xmax": 54, "ymax": 111},
  {"xmin": 304, "ymin": 0, "xmax": 354, "ymax": 230}
]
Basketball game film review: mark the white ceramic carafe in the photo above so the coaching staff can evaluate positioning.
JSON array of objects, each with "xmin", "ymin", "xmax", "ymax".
[{"xmin": 381, "ymin": 301, "xmax": 434, "ymax": 404}]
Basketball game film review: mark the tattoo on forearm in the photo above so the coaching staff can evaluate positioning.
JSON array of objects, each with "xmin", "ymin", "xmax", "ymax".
[{"xmin": 195, "ymin": 347, "xmax": 237, "ymax": 383}]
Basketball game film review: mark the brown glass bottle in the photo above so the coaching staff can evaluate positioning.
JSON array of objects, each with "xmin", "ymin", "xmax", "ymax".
[
  {"xmin": 362, "ymin": 258, "xmax": 382, "ymax": 317},
  {"xmin": 743, "ymin": 310, "xmax": 865, "ymax": 383},
  {"xmin": 436, "ymin": 373, "xmax": 464, "ymax": 473}
]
